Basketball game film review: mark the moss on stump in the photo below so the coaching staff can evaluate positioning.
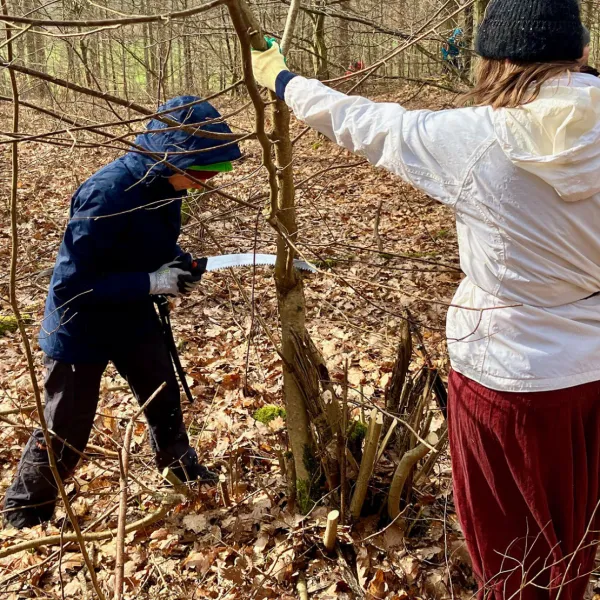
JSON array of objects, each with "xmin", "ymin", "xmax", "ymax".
[{"xmin": 253, "ymin": 405, "xmax": 287, "ymax": 425}]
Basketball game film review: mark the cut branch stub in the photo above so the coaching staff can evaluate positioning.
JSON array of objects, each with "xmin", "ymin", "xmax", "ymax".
[
  {"xmin": 385, "ymin": 318, "xmax": 412, "ymax": 416},
  {"xmin": 350, "ymin": 408, "xmax": 384, "ymax": 519},
  {"xmin": 323, "ymin": 509, "xmax": 340, "ymax": 552}
]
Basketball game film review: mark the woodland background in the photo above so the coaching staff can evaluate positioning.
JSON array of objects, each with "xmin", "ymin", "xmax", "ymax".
[{"xmin": 0, "ymin": 0, "xmax": 599, "ymax": 598}]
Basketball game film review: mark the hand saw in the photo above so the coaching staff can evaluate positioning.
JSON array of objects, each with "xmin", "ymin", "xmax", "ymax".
[{"xmin": 204, "ymin": 253, "xmax": 317, "ymax": 273}]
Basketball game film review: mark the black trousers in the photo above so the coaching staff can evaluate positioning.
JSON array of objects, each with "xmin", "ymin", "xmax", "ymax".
[{"xmin": 4, "ymin": 318, "xmax": 195, "ymax": 528}]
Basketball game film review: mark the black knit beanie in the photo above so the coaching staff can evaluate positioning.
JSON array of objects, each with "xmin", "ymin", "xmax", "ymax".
[{"xmin": 476, "ymin": 0, "xmax": 586, "ymax": 62}]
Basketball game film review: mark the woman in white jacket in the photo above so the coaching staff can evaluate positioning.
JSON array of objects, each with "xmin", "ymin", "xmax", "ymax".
[{"xmin": 253, "ymin": 0, "xmax": 600, "ymax": 598}]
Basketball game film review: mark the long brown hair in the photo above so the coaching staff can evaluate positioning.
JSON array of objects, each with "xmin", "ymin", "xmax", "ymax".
[{"xmin": 462, "ymin": 58, "xmax": 582, "ymax": 109}]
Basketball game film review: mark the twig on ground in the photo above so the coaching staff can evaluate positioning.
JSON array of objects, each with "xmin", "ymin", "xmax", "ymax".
[
  {"xmin": 373, "ymin": 198, "xmax": 384, "ymax": 253},
  {"xmin": 0, "ymin": 502, "xmax": 178, "ymax": 559},
  {"xmin": 0, "ymin": 404, "xmax": 37, "ymax": 416}
]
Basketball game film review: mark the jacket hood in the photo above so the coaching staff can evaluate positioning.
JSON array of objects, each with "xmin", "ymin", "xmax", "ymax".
[
  {"xmin": 493, "ymin": 73, "xmax": 600, "ymax": 202},
  {"xmin": 127, "ymin": 95, "xmax": 242, "ymax": 179}
]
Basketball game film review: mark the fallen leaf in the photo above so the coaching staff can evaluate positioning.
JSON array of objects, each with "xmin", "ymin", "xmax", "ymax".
[
  {"xmin": 383, "ymin": 524, "xmax": 405, "ymax": 550},
  {"xmin": 367, "ymin": 569, "xmax": 387, "ymax": 600},
  {"xmin": 399, "ymin": 555, "xmax": 419, "ymax": 584},
  {"xmin": 417, "ymin": 545, "xmax": 442, "ymax": 561},
  {"xmin": 356, "ymin": 546, "xmax": 370, "ymax": 589},
  {"xmin": 63, "ymin": 579, "xmax": 81, "ymax": 597},
  {"xmin": 59, "ymin": 553, "xmax": 84, "ymax": 573},
  {"xmin": 184, "ymin": 552, "xmax": 213, "ymax": 576},
  {"xmin": 182, "ymin": 513, "xmax": 208, "ymax": 533},
  {"xmin": 150, "ymin": 527, "xmax": 169, "ymax": 540}
]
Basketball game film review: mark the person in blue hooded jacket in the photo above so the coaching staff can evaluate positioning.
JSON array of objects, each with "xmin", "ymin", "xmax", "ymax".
[
  {"xmin": 442, "ymin": 28, "xmax": 464, "ymax": 71},
  {"xmin": 3, "ymin": 96, "xmax": 241, "ymax": 529}
]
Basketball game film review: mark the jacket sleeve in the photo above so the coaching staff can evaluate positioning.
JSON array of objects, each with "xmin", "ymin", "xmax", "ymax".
[
  {"xmin": 55, "ymin": 190, "xmax": 151, "ymax": 306},
  {"xmin": 284, "ymin": 76, "xmax": 486, "ymax": 206}
]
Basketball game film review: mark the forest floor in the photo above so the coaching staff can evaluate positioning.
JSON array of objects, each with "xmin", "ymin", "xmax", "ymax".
[{"xmin": 0, "ymin": 82, "xmax": 582, "ymax": 599}]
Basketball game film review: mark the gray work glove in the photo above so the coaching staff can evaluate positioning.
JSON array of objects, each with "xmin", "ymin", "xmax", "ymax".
[{"xmin": 148, "ymin": 261, "xmax": 197, "ymax": 296}]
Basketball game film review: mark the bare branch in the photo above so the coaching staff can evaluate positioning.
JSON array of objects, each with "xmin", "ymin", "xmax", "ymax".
[
  {"xmin": 280, "ymin": 0, "xmax": 301, "ymax": 55},
  {"xmin": 0, "ymin": 0, "xmax": 225, "ymax": 27}
]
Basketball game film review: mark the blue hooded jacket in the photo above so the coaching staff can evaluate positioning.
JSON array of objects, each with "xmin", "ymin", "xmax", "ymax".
[{"xmin": 39, "ymin": 96, "xmax": 242, "ymax": 363}]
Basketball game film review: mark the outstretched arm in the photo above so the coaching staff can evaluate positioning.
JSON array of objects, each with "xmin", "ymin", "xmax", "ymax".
[{"xmin": 252, "ymin": 43, "xmax": 490, "ymax": 207}]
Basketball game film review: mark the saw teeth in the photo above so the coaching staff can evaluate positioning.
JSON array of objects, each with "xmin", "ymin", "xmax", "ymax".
[
  {"xmin": 204, "ymin": 254, "xmax": 316, "ymax": 273},
  {"xmin": 211, "ymin": 261, "xmax": 272, "ymax": 271},
  {"xmin": 207, "ymin": 262, "xmax": 315, "ymax": 273}
]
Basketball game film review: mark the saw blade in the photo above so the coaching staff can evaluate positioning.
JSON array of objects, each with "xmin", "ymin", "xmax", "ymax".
[{"xmin": 204, "ymin": 253, "xmax": 316, "ymax": 273}]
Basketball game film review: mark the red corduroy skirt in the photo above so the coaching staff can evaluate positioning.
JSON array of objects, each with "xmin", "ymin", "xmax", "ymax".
[{"xmin": 448, "ymin": 370, "xmax": 600, "ymax": 600}]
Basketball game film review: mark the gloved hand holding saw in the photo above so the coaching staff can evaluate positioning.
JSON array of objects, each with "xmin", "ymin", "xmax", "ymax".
[{"xmin": 149, "ymin": 253, "xmax": 208, "ymax": 297}]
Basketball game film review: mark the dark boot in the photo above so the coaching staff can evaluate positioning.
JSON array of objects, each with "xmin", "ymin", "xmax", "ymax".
[
  {"xmin": 156, "ymin": 438, "xmax": 218, "ymax": 484},
  {"xmin": 4, "ymin": 431, "xmax": 65, "ymax": 529}
]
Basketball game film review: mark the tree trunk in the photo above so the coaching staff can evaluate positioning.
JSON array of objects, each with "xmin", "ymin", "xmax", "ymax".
[
  {"xmin": 312, "ymin": 1, "xmax": 329, "ymax": 79},
  {"xmin": 228, "ymin": 0, "xmax": 343, "ymax": 512},
  {"xmin": 183, "ymin": 0, "xmax": 195, "ymax": 91},
  {"xmin": 110, "ymin": 35, "xmax": 118, "ymax": 95},
  {"xmin": 338, "ymin": 0, "xmax": 350, "ymax": 69},
  {"xmin": 142, "ymin": 0, "xmax": 155, "ymax": 96},
  {"xmin": 101, "ymin": 36, "xmax": 110, "ymax": 93},
  {"xmin": 121, "ymin": 31, "xmax": 129, "ymax": 100},
  {"xmin": 222, "ymin": 7, "xmax": 239, "ymax": 88},
  {"xmin": 271, "ymin": 65, "xmax": 322, "ymax": 512},
  {"xmin": 79, "ymin": 36, "xmax": 94, "ymax": 89},
  {"xmin": 24, "ymin": 0, "xmax": 48, "ymax": 98},
  {"xmin": 147, "ymin": 14, "xmax": 159, "ymax": 101}
]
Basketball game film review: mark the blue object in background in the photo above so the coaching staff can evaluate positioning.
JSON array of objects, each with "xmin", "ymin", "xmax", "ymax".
[{"xmin": 442, "ymin": 28, "xmax": 464, "ymax": 61}]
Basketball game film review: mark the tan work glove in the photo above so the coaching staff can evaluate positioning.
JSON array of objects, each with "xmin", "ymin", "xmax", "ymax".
[{"xmin": 251, "ymin": 42, "xmax": 289, "ymax": 92}]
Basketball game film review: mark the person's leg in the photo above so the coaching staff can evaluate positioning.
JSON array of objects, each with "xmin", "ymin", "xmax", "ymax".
[
  {"xmin": 4, "ymin": 356, "xmax": 105, "ymax": 528},
  {"xmin": 448, "ymin": 370, "xmax": 600, "ymax": 600},
  {"xmin": 539, "ymin": 387, "xmax": 600, "ymax": 600},
  {"xmin": 111, "ymin": 316, "xmax": 215, "ymax": 482},
  {"xmin": 448, "ymin": 371, "xmax": 548, "ymax": 600}
]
